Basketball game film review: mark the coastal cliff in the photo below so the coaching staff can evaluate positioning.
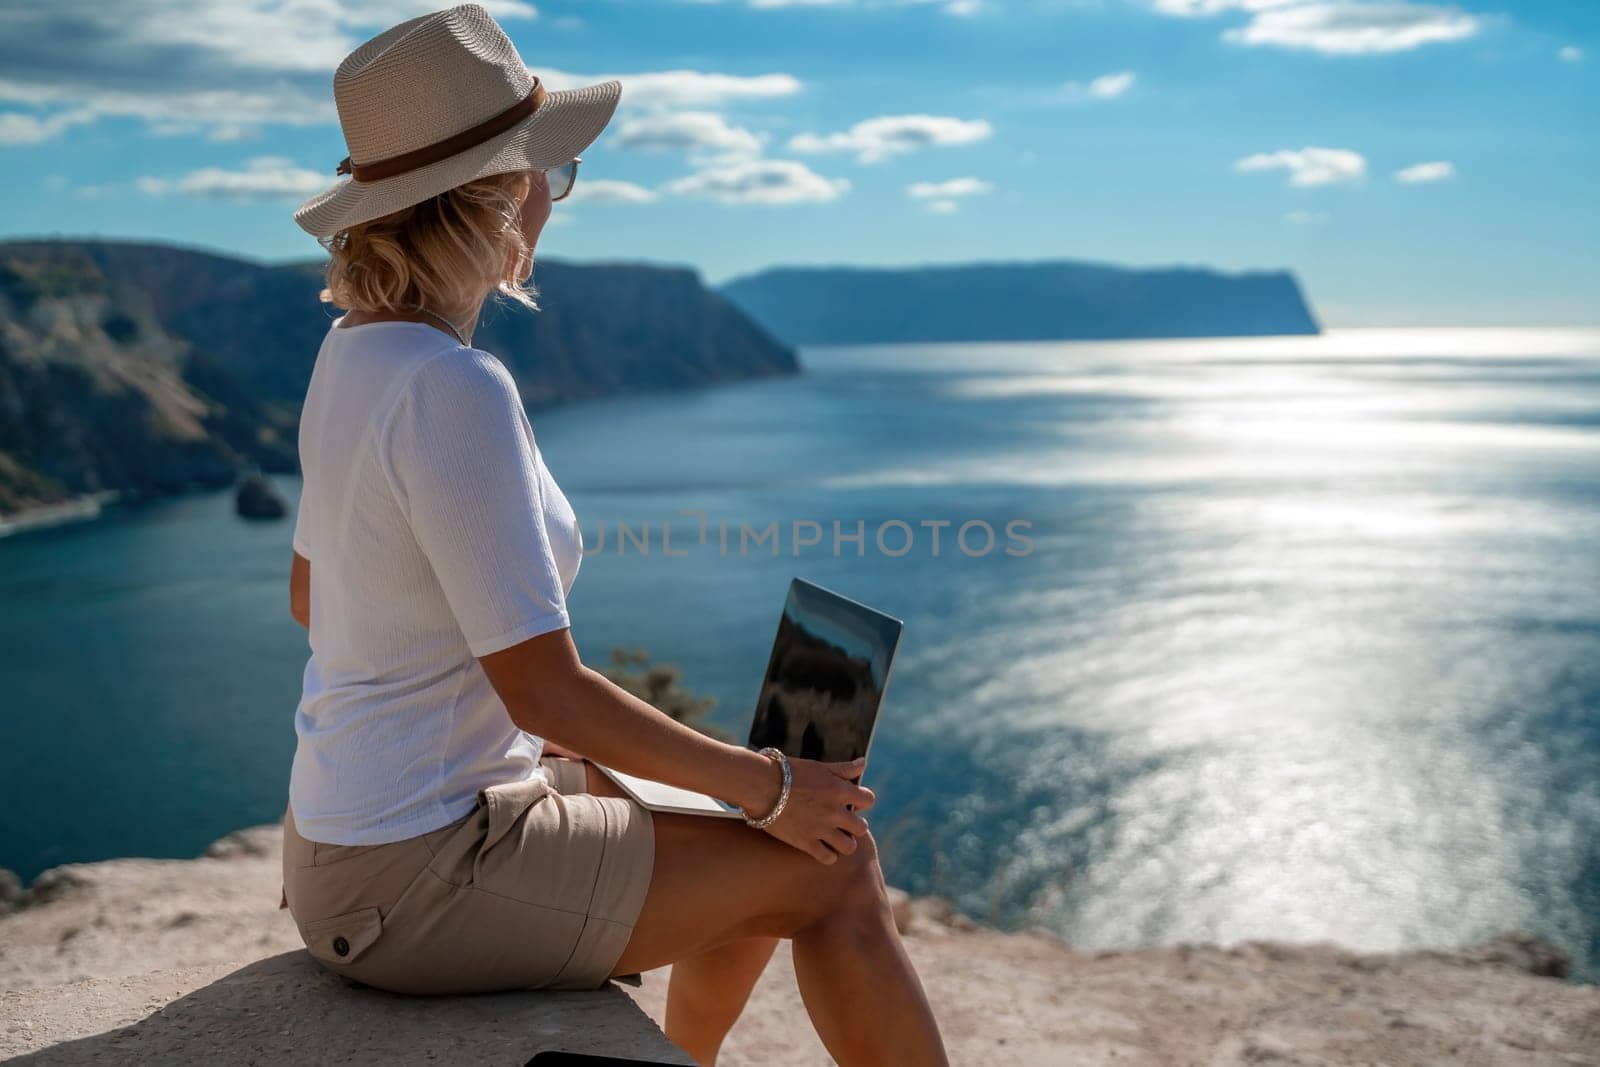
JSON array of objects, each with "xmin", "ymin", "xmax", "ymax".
[
  {"xmin": 719, "ymin": 260, "xmax": 1321, "ymax": 346},
  {"xmin": 2, "ymin": 827, "xmax": 1596, "ymax": 1064},
  {"xmin": 0, "ymin": 240, "xmax": 797, "ymax": 518}
]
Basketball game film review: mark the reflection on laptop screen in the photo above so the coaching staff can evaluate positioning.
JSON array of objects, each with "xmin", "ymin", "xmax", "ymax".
[{"xmin": 746, "ymin": 579, "xmax": 904, "ymax": 763}]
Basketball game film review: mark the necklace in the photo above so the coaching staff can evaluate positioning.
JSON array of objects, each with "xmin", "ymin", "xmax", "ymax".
[{"xmin": 410, "ymin": 305, "xmax": 470, "ymax": 346}]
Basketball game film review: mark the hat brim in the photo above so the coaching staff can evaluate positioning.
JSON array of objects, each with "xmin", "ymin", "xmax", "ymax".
[{"xmin": 293, "ymin": 78, "xmax": 622, "ymax": 239}]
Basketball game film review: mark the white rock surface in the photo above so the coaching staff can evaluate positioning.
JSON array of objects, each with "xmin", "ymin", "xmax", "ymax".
[{"xmin": 3, "ymin": 825, "xmax": 1598, "ymax": 1065}]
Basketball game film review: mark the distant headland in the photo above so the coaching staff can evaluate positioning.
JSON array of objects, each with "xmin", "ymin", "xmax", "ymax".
[{"xmin": 720, "ymin": 260, "xmax": 1321, "ymax": 345}]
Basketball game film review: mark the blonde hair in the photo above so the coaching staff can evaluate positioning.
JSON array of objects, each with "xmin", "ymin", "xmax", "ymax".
[{"xmin": 319, "ymin": 170, "xmax": 539, "ymax": 320}]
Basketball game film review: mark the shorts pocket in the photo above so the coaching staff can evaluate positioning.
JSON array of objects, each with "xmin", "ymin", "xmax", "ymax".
[
  {"xmin": 301, "ymin": 906, "xmax": 384, "ymax": 966},
  {"xmin": 477, "ymin": 775, "xmax": 555, "ymax": 860}
]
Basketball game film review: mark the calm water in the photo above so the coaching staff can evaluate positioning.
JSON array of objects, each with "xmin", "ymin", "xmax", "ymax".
[{"xmin": 4, "ymin": 328, "xmax": 1599, "ymax": 977}]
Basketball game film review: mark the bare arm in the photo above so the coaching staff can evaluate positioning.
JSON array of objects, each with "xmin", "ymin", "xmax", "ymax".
[
  {"xmin": 540, "ymin": 739, "xmax": 584, "ymax": 759},
  {"xmin": 284, "ymin": 491, "xmax": 863, "ymax": 856},
  {"xmin": 289, "ymin": 552, "xmax": 310, "ymax": 630},
  {"xmin": 340, "ymin": 353, "xmax": 869, "ymax": 860},
  {"xmin": 481, "ymin": 629, "xmax": 773, "ymax": 812}
]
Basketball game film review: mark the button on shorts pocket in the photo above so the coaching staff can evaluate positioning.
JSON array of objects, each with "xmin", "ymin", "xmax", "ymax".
[{"xmin": 301, "ymin": 906, "xmax": 384, "ymax": 966}]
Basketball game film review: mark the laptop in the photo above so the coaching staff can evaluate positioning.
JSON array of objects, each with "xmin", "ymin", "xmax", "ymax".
[{"xmin": 595, "ymin": 578, "xmax": 904, "ymax": 818}]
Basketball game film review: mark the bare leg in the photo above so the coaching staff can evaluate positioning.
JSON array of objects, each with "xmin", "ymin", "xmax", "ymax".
[
  {"xmin": 610, "ymin": 808, "xmax": 947, "ymax": 1066},
  {"xmin": 665, "ymin": 937, "xmax": 779, "ymax": 1065},
  {"xmin": 581, "ymin": 763, "xmax": 781, "ymax": 1064},
  {"xmin": 790, "ymin": 857, "xmax": 940, "ymax": 1067}
]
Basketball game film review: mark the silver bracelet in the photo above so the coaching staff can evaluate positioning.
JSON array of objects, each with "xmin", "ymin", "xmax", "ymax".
[{"xmin": 742, "ymin": 747, "xmax": 791, "ymax": 830}]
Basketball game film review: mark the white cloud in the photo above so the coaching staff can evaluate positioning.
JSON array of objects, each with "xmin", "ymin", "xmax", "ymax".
[
  {"xmin": 0, "ymin": 108, "xmax": 95, "ymax": 146},
  {"xmin": 0, "ymin": 1, "xmax": 511, "ymax": 140},
  {"xmin": 0, "ymin": 2, "xmax": 795, "ymax": 146},
  {"xmin": 138, "ymin": 156, "xmax": 328, "ymax": 201},
  {"xmin": 1154, "ymin": 0, "xmax": 1481, "ymax": 55},
  {"xmin": 546, "ymin": 69, "xmax": 804, "ymax": 109},
  {"xmin": 1154, "ymin": 0, "xmax": 1301, "ymax": 14},
  {"xmin": 907, "ymin": 177, "xmax": 993, "ymax": 199},
  {"xmin": 205, "ymin": 124, "xmax": 261, "ymax": 143},
  {"xmin": 610, "ymin": 110, "xmax": 765, "ymax": 163},
  {"xmin": 568, "ymin": 179, "xmax": 659, "ymax": 204},
  {"xmin": 701, "ymin": 0, "xmax": 984, "ymax": 13},
  {"xmin": 1558, "ymin": 45, "xmax": 1584, "ymax": 63},
  {"xmin": 1394, "ymin": 160, "xmax": 1454, "ymax": 183},
  {"xmin": 1223, "ymin": 3, "xmax": 1481, "ymax": 55},
  {"xmin": 1235, "ymin": 146, "xmax": 1367, "ymax": 186},
  {"xmin": 1062, "ymin": 70, "xmax": 1137, "ymax": 100},
  {"xmin": 1284, "ymin": 209, "xmax": 1329, "ymax": 224},
  {"xmin": 789, "ymin": 114, "xmax": 992, "ymax": 163},
  {"xmin": 909, "ymin": 177, "xmax": 991, "ymax": 213},
  {"xmin": 664, "ymin": 159, "xmax": 849, "ymax": 204},
  {"xmin": 0, "ymin": 79, "xmax": 337, "ymax": 140}
]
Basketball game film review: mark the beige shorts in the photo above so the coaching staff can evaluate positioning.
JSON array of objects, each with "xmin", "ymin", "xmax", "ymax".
[{"xmin": 280, "ymin": 757, "xmax": 654, "ymax": 994}]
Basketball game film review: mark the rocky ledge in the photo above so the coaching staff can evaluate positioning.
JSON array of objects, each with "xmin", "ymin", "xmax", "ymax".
[{"xmin": 2, "ymin": 827, "xmax": 1597, "ymax": 1065}]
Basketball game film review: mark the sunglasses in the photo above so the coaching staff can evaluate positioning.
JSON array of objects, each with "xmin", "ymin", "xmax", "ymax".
[{"xmin": 544, "ymin": 157, "xmax": 580, "ymax": 202}]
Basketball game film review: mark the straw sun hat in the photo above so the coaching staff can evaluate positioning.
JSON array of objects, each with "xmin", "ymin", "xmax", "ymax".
[{"xmin": 293, "ymin": 3, "xmax": 622, "ymax": 238}]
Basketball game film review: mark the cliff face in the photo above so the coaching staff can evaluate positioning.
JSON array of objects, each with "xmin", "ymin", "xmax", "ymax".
[
  {"xmin": 719, "ymin": 260, "xmax": 1321, "ymax": 345},
  {"xmin": 477, "ymin": 261, "xmax": 800, "ymax": 409},
  {"xmin": 0, "ymin": 240, "xmax": 798, "ymax": 516}
]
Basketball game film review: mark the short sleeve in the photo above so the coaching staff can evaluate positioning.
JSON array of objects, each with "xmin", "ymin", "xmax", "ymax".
[{"xmin": 381, "ymin": 349, "xmax": 571, "ymax": 656}]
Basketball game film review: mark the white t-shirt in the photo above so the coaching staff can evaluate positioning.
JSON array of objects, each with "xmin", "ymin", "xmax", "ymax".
[{"xmin": 288, "ymin": 319, "xmax": 582, "ymax": 845}]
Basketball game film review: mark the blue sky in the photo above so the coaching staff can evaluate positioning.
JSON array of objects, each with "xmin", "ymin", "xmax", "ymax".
[{"xmin": 1, "ymin": 0, "xmax": 1595, "ymax": 326}]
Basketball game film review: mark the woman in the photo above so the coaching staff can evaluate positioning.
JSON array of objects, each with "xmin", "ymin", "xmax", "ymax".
[{"xmin": 282, "ymin": 6, "xmax": 947, "ymax": 1065}]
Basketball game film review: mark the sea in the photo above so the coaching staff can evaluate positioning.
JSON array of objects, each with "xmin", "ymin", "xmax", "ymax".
[{"xmin": 3, "ymin": 327, "xmax": 1598, "ymax": 979}]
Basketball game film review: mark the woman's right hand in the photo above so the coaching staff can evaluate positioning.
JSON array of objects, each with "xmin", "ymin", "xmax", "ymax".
[{"xmin": 759, "ymin": 756, "xmax": 875, "ymax": 864}]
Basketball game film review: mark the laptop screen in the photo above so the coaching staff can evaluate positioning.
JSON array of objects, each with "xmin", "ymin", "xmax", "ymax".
[{"xmin": 745, "ymin": 578, "xmax": 904, "ymax": 764}]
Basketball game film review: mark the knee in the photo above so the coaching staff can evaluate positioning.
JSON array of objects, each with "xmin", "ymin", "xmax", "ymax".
[
  {"xmin": 816, "ymin": 830, "xmax": 890, "ymax": 923},
  {"xmin": 768, "ymin": 829, "xmax": 892, "ymax": 938}
]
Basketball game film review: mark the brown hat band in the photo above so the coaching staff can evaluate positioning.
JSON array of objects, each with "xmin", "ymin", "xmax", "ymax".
[{"xmin": 336, "ymin": 79, "xmax": 547, "ymax": 184}]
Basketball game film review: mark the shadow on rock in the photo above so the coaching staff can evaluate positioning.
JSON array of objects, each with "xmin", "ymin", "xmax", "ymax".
[{"xmin": 13, "ymin": 951, "xmax": 690, "ymax": 1065}]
